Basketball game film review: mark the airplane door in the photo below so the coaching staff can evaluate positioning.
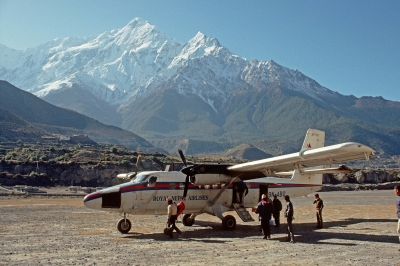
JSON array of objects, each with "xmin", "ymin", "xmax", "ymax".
[
  {"xmin": 101, "ymin": 187, "xmax": 121, "ymax": 208},
  {"xmin": 259, "ymin": 184, "xmax": 269, "ymax": 202}
]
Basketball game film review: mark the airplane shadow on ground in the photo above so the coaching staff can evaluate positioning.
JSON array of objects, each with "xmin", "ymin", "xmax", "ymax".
[
  {"xmin": 292, "ymin": 218, "xmax": 399, "ymax": 245},
  {"xmin": 123, "ymin": 218, "xmax": 399, "ymax": 245}
]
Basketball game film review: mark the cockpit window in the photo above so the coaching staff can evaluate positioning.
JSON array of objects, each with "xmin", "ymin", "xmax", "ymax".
[
  {"xmin": 148, "ymin": 176, "xmax": 157, "ymax": 185},
  {"xmin": 132, "ymin": 174, "xmax": 149, "ymax": 184}
]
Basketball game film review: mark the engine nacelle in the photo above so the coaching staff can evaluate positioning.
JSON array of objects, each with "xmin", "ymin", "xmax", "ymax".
[{"xmin": 189, "ymin": 174, "xmax": 232, "ymax": 186}]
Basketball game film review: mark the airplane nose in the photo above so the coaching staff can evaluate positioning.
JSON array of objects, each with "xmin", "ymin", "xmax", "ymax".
[{"xmin": 83, "ymin": 192, "xmax": 101, "ymax": 210}]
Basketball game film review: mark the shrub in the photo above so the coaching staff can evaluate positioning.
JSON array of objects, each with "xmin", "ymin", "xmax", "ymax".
[
  {"xmin": 28, "ymin": 154, "xmax": 38, "ymax": 162},
  {"xmin": 55, "ymin": 155, "xmax": 66, "ymax": 161},
  {"xmin": 5, "ymin": 151, "xmax": 18, "ymax": 160},
  {"xmin": 119, "ymin": 159, "xmax": 131, "ymax": 168},
  {"xmin": 29, "ymin": 171, "xmax": 39, "ymax": 178},
  {"xmin": 40, "ymin": 155, "xmax": 49, "ymax": 161}
]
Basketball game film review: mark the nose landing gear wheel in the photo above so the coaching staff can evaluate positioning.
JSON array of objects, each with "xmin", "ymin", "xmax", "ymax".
[
  {"xmin": 222, "ymin": 215, "xmax": 236, "ymax": 230},
  {"xmin": 182, "ymin": 214, "xmax": 195, "ymax": 226},
  {"xmin": 117, "ymin": 218, "xmax": 132, "ymax": 234}
]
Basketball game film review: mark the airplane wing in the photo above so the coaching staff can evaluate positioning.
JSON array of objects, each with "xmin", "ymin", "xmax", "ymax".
[
  {"xmin": 181, "ymin": 142, "xmax": 375, "ymax": 182},
  {"xmin": 227, "ymin": 142, "xmax": 375, "ymax": 177}
]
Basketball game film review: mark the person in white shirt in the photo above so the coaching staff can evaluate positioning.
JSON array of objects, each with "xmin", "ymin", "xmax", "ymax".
[{"xmin": 167, "ymin": 198, "xmax": 182, "ymax": 238}]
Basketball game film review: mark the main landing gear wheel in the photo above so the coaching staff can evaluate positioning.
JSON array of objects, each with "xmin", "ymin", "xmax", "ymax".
[
  {"xmin": 182, "ymin": 214, "xmax": 195, "ymax": 226},
  {"xmin": 117, "ymin": 218, "xmax": 132, "ymax": 234},
  {"xmin": 222, "ymin": 215, "xmax": 236, "ymax": 230}
]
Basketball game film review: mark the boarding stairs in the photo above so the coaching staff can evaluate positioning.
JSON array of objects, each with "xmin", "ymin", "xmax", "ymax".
[{"xmin": 232, "ymin": 203, "xmax": 255, "ymax": 222}]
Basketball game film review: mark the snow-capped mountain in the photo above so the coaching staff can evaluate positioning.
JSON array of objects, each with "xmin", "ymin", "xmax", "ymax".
[
  {"xmin": 1, "ymin": 18, "xmax": 400, "ymax": 155},
  {"xmin": 0, "ymin": 18, "xmax": 183, "ymax": 104},
  {"xmin": 0, "ymin": 18, "xmax": 337, "ymax": 107}
]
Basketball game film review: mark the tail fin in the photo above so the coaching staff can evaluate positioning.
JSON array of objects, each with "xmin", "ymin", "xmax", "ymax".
[{"xmin": 301, "ymin": 128, "xmax": 325, "ymax": 150}]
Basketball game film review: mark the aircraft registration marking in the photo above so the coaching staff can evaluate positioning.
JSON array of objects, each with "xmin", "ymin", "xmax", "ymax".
[{"xmin": 267, "ymin": 191, "xmax": 286, "ymax": 197}]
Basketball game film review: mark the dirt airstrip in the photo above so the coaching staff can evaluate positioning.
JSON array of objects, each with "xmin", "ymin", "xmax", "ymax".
[{"xmin": 0, "ymin": 190, "xmax": 399, "ymax": 265}]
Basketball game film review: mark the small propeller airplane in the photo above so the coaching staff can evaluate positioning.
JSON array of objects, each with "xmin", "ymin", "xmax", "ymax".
[{"xmin": 83, "ymin": 129, "xmax": 375, "ymax": 234}]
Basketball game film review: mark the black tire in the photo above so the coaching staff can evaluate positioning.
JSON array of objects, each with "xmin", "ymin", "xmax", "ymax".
[
  {"xmin": 117, "ymin": 218, "xmax": 132, "ymax": 234},
  {"xmin": 222, "ymin": 215, "xmax": 236, "ymax": 230},
  {"xmin": 182, "ymin": 214, "xmax": 195, "ymax": 226}
]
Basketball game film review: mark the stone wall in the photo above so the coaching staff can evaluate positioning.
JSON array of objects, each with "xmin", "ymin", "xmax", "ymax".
[{"xmin": 323, "ymin": 169, "xmax": 400, "ymax": 184}]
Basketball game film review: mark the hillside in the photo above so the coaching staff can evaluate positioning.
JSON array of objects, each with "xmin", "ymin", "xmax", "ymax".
[
  {"xmin": 223, "ymin": 143, "xmax": 273, "ymax": 160},
  {"xmin": 0, "ymin": 108, "xmax": 47, "ymax": 142},
  {"xmin": 0, "ymin": 81, "xmax": 156, "ymax": 151}
]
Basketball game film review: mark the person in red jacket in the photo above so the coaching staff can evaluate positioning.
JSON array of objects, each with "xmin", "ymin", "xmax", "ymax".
[{"xmin": 255, "ymin": 194, "xmax": 274, "ymax": 239}]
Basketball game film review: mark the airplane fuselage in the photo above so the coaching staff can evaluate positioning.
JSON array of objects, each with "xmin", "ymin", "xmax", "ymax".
[{"xmin": 83, "ymin": 171, "xmax": 321, "ymax": 215}]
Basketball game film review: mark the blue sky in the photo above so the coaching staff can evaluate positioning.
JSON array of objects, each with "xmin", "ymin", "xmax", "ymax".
[{"xmin": 1, "ymin": 0, "xmax": 399, "ymax": 101}]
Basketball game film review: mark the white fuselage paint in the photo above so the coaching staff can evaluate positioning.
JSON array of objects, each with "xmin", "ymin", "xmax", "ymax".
[{"xmin": 83, "ymin": 171, "xmax": 321, "ymax": 216}]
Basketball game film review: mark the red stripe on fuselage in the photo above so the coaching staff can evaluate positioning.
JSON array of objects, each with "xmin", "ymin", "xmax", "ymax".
[{"xmin": 84, "ymin": 182, "xmax": 320, "ymax": 203}]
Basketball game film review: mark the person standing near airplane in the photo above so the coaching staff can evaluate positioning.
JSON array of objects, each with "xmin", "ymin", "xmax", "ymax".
[
  {"xmin": 235, "ymin": 181, "xmax": 249, "ymax": 207},
  {"xmin": 272, "ymin": 195, "xmax": 282, "ymax": 227},
  {"xmin": 167, "ymin": 198, "xmax": 182, "ymax": 239},
  {"xmin": 255, "ymin": 194, "xmax": 273, "ymax": 239},
  {"xmin": 285, "ymin": 195, "xmax": 294, "ymax": 243},
  {"xmin": 394, "ymin": 186, "xmax": 400, "ymax": 250},
  {"xmin": 313, "ymin": 193, "xmax": 324, "ymax": 229}
]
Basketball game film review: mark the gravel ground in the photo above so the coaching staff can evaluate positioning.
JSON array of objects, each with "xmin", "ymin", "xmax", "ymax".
[{"xmin": 0, "ymin": 190, "xmax": 399, "ymax": 265}]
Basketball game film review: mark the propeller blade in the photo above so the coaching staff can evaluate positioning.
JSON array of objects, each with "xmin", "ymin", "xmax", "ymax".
[
  {"xmin": 116, "ymin": 155, "xmax": 142, "ymax": 180},
  {"xmin": 183, "ymin": 175, "xmax": 189, "ymax": 200},
  {"xmin": 178, "ymin": 149, "xmax": 191, "ymax": 200},
  {"xmin": 135, "ymin": 154, "xmax": 142, "ymax": 176},
  {"xmin": 178, "ymin": 149, "xmax": 187, "ymax": 167}
]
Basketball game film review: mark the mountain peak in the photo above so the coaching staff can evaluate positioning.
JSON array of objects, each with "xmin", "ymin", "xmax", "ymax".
[
  {"xmin": 118, "ymin": 17, "xmax": 156, "ymax": 39},
  {"xmin": 126, "ymin": 17, "xmax": 146, "ymax": 26},
  {"xmin": 189, "ymin": 32, "xmax": 221, "ymax": 48},
  {"xmin": 122, "ymin": 17, "xmax": 151, "ymax": 31}
]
